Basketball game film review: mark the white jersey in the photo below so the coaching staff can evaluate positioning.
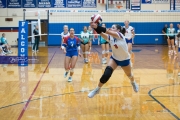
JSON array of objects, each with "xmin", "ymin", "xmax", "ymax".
[
  {"xmin": 123, "ymin": 26, "xmax": 134, "ymax": 39},
  {"xmin": 61, "ymin": 32, "xmax": 70, "ymax": 39},
  {"xmin": 108, "ymin": 32, "xmax": 130, "ymax": 61},
  {"xmin": 177, "ymin": 29, "xmax": 180, "ymax": 33}
]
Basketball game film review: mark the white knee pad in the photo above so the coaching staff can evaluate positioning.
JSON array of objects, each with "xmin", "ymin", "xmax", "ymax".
[
  {"xmin": 85, "ymin": 51, "xmax": 89, "ymax": 55},
  {"xmin": 168, "ymin": 46, "xmax": 171, "ymax": 48},
  {"xmin": 105, "ymin": 50, "xmax": 109, "ymax": 53},
  {"xmin": 70, "ymin": 68, "xmax": 74, "ymax": 72},
  {"xmin": 172, "ymin": 46, "xmax": 175, "ymax": 48},
  {"xmin": 102, "ymin": 50, "xmax": 105, "ymax": 54}
]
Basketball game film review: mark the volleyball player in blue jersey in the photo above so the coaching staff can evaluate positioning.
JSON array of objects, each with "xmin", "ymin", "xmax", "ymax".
[{"xmin": 62, "ymin": 28, "xmax": 81, "ymax": 82}]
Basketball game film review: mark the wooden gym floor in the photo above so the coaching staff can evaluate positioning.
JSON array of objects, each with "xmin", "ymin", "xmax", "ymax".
[{"xmin": 0, "ymin": 45, "xmax": 180, "ymax": 120}]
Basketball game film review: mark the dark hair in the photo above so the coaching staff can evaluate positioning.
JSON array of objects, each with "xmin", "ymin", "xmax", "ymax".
[
  {"xmin": 114, "ymin": 24, "xmax": 126, "ymax": 35},
  {"xmin": 177, "ymin": 32, "xmax": 180, "ymax": 38},
  {"xmin": 83, "ymin": 26, "xmax": 87, "ymax": 29}
]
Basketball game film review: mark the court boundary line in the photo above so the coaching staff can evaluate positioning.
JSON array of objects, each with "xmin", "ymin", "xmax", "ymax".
[
  {"xmin": 148, "ymin": 84, "xmax": 180, "ymax": 120},
  {"xmin": 0, "ymin": 84, "xmax": 168, "ymax": 110},
  {"xmin": 17, "ymin": 50, "xmax": 57, "ymax": 120}
]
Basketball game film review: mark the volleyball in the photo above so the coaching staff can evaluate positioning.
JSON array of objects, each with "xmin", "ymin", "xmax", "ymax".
[{"xmin": 91, "ymin": 14, "xmax": 102, "ymax": 24}]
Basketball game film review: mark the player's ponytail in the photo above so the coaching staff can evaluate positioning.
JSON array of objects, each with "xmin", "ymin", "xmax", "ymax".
[
  {"xmin": 114, "ymin": 24, "xmax": 126, "ymax": 35},
  {"xmin": 121, "ymin": 27, "xmax": 126, "ymax": 35}
]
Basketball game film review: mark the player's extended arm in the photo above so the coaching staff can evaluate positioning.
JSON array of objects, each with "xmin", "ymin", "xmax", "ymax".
[
  {"xmin": 100, "ymin": 33, "xmax": 109, "ymax": 42},
  {"xmin": 91, "ymin": 22, "xmax": 122, "ymax": 40}
]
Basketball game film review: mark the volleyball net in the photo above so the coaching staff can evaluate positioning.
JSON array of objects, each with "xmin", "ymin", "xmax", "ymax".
[
  {"xmin": 18, "ymin": 9, "xmax": 180, "ymax": 66},
  {"xmin": 23, "ymin": 9, "xmax": 180, "ymax": 44}
]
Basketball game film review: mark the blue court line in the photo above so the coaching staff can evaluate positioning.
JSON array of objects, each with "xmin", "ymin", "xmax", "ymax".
[{"xmin": 148, "ymin": 84, "xmax": 180, "ymax": 120}]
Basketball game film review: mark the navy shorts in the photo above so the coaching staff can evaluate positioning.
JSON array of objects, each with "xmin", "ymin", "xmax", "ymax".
[
  {"xmin": 81, "ymin": 42, "xmax": 89, "ymax": 45},
  {"xmin": 100, "ymin": 41, "xmax": 109, "ymax": 45},
  {"xmin": 125, "ymin": 38, "xmax": 133, "ymax": 44},
  {"xmin": 66, "ymin": 51, "xmax": 78, "ymax": 58},
  {"xmin": 169, "ymin": 36, "xmax": 175, "ymax": 40},
  {"xmin": 111, "ymin": 56, "xmax": 130, "ymax": 67}
]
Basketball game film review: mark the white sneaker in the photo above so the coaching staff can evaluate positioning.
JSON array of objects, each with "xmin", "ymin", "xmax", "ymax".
[
  {"xmin": 68, "ymin": 77, "xmax": 72, "ymax": 82},
  {"xmin": 131, "ymin": 81, "xmax": 139, "ymax": 92},
  {"xmin": 64, "ymin": 71, "xmax": 69, "ymax": 78},
  {"xmin": 85, "ymin": 59, "xmax": 89, "ymax": 63},
  {"xmin": 88, "ymin": 87, "xmax": 101, "ymax": 98},
  {"xmin": 102, "ymin": 58, "xmax": 107, "ymax": 64}
]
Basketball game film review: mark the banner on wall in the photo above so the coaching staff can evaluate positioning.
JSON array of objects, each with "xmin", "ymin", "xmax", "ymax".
[
  {"xmin": 0, "ymin": 0, "xmax": 6, "ymax": 8},
  {"xmin": 142, "ymin": 0, "xmax": 151, "ymax": 4},
  {"xmin": 7, "ymin": 0, "xmax": 22, "ymax": 8},
  {"xmin": 82, "ymin": 0, "xmax": 96, "ymax": 8},
  {"xmin": 52, "ymin": 0, "xmax": 66, "ymax": 8},
  {"xmin": 152, "ymin": 0, "xmax": 169, "ymax": 4},
  {"xmin": 131, "ymin": 0, "xmax": 141, "ymax": 10},
  {"xmin": 18, "ymin": 21, "xmax": 28, "ymax": 66},
  {"xmin": 38, "ymin": 0, "xmax": 52, "ymax": 8},
  {"xmin": 67, "ymin": 0, "xmax": 82, "ymax": 8},
  {"xmin": 23, "ymin": 0, "xmax": 37, "ymax": 8}
]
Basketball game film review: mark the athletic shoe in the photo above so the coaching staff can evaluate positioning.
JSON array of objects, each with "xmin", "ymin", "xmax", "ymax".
[
  {"xmin": 8, "ymin": 51, "xmax": 13, "ymax": 54},
  {"xmin": 131, "ymin": 81, "xmax": 139, "ymax": 92},
  {"xmin": 1, "ymin": 51, "xmax": 7, "ymax": 55},
  {"xmin": 64, "ymin": 71, "xmax": 69, "ymax": 78},
  {"xmin": 68, "ymin": 77, "xmax": 72, "ymax": 82},
  {"xmin": 88, "ymin": 87, "xmax": 101, "ymax": 98},
  {"xmin": 85, "ymin": 59, "xmax": 89, "ymax": 63},
  {"xmin": 102, "ymin": 58, "xmax": 107, "ymax": 64}
]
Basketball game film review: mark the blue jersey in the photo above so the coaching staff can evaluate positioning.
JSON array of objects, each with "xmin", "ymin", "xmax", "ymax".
[{"xmin": 62, "ymin": 36, "xmax": 80, "ymax": 52}]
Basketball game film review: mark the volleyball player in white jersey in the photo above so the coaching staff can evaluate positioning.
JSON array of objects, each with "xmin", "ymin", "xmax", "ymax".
[
  {"xmin": 88, "ymin": 23, "xmax": 139, "ymax": 98},
  {"xmin": 79, "ymin": 26, "xmax": 91, "ymax": 63},
  {"xmin": 124, "ymin": 20, "xmax": 135, "ymax": 54},
  {"xmin": 61, "ymin": 25, "xmax": 70, "ymax": 49},
  {"xmin": 88, "ymin": 26, "xmax": 93, "ymax": 56},
  {"xmin": 175, "ymin": 24, "xmax": 180, "ymax": 47},
  {"xmin": 167, "ymin": 23, "xmax": 176, "ymax": 55}
]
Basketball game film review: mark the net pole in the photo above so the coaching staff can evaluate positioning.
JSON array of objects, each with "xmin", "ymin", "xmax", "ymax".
[
  {"xmin": 38, "ymin": 11, "xmax": 41, "ymax": 36},
  {"xmin": 23, "ymin": 9, "xmax": 26, "ymax": 21}
]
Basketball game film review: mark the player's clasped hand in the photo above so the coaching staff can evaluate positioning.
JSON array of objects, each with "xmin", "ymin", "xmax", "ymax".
[
  {"xmin": 63, "ymin": 49, "xmax": 66, "ymax": 54},
  {"xmin": 78, "ymin": 52, "xmax": 82, "ymax": 57}
]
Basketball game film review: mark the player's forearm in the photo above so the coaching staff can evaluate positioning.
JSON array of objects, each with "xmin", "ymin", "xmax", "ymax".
[{"xmin": 100, "ymin": 33, "xmax": 109, "ymax": 42}]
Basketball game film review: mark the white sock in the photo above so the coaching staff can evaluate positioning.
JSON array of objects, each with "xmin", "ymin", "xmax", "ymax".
[{"xmin": 95, "ymin": 86, "xmax": 101, "ymax": 90}]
